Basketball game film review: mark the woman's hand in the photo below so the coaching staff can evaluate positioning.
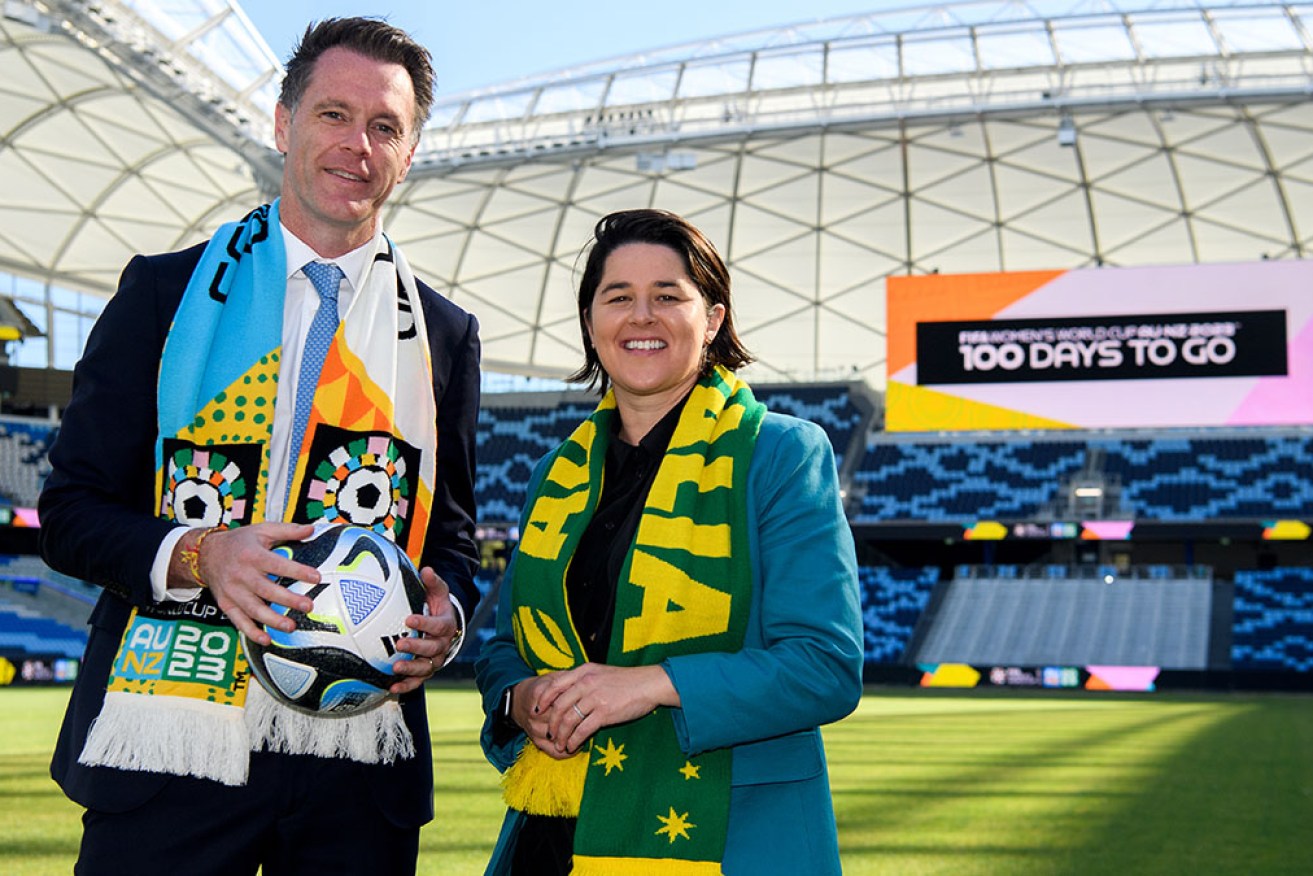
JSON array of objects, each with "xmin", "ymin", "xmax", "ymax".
[
  {"xmin": 509, "ymin": 675, "xmax": 560, "ymax": 756},
  {"xmin": 528, "ymin": 663, "xmax": 680, "ymax": 757}
]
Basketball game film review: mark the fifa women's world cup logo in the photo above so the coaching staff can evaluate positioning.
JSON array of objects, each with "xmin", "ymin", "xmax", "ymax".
[
  {"xmin": 294, "ymin": 426, "xmax": 422, "ymax": 544},
  {"xmin": 160, "ymin": 440, "xmax": 261, "ymax": 528}
]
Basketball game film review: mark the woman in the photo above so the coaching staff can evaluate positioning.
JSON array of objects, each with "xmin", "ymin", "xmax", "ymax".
[{"xmin": 475, "ymin": 209, "xmax": 863, "ymax": 875}]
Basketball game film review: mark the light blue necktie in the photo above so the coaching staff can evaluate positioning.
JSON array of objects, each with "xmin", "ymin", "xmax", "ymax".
[{"xmin": 287, "ymin": 261, "xmax": 344, "ymax": 503}]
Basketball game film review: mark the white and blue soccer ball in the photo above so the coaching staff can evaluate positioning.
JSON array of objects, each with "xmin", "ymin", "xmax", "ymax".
[{"xmin": 242, "ymin": 523, "xmax": 426, "ymax": 717}]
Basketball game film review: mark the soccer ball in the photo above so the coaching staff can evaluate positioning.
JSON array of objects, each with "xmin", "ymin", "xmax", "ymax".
[{"xmin": 242, "ymin": 523, "xmax": 427, "ymax": 717}]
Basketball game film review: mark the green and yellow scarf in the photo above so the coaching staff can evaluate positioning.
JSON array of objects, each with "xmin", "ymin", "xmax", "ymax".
[
  {"xmin": 79, "ymin": 201, "xmax": 438, "ymax": 785},
  {"xmin": 503, "ymin": 366, "xmax": 765, "ymax": 874}
]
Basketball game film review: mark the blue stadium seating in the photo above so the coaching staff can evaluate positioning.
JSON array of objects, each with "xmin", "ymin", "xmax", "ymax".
[
  {"xmin": 1232, "ymin": 568, "xmax": 1313, "ymax": 673},
  {"xmin": 1098, "ymin": 437, "xmax": 1313, "ymax": 520},
  {"xmin": 751, "ymin": 385, "xmax": 865, "ymax": 468},
  {"xmin": 475, "ymin": 401, "xmax": 595, "ymax": 522},
  {"xmin": 852, "ymin": 440, "xmax": 1085, "ymax": 521},
  {"xmin": 0, "ymin": 604, "xmax": 87, "ymax": 658},
  {"xmin": 5, "ymin": 390, "xmax": 1310, "ymax": 678},
  {"xmin": 0, "ymin": 416, "xmax": 57, "ymax": 506},
  {"xmin": 475, "ymin": 384, "xmax": 864, "ymax": 523},
  {"xmin": 851, "ymin": 434, "xmax": 1313, "ymax": 522},
  {"xmin": 859, "ymin": 565, "xmax": 938, "ymax": 663},
  {"xmin": 6, "ymin": 402, "xmax": 1307, "ymax": 527}
]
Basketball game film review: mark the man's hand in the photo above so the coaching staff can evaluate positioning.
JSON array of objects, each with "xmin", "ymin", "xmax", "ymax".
[
  {"xmin": 388, "ymin": 567, "xmax": 461, "ymax": 695},
  {"xmin": 177, "ymin": 522, "xmax": 319, "ymax": 646}
]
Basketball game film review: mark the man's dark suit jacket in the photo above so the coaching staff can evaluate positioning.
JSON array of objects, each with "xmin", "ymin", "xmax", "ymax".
[{"xmin": 37, "ymin": 240, "xmax": 482, "ymax": 828}]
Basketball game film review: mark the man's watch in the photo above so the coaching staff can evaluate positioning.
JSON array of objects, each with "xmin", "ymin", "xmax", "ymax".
[{"xmin": 448, "ymin": 612, "xmax": 464, "ymax": 660}]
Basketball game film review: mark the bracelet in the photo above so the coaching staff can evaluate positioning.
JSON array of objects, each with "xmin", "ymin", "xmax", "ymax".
[{"xmin": 179, "ymin": 526, "xmax": 222, "ymax": 589}]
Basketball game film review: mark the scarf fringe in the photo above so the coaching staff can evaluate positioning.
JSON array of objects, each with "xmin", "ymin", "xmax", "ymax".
[
  {"xmin": 502, "ymin": 742, "xmax": 588, "ymax": 816},
  {"xmin": 244, "ymin": 681, "xmax": 414, "ymax": 764},
  {"xmin": 571, "ymin": 856, "xmax": 724, "ymax": 875},
  {"xmin": 79, "ymin": 690, "xmax": 250, "ymax": 786}
]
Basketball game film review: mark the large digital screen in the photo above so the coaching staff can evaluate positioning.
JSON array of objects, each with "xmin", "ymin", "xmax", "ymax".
[{"xmin": 886, "ymin": 261, "xmax": 1313, "ymax": 431}]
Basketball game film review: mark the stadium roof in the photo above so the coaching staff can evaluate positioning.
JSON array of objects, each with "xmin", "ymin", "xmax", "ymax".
[{"xmin": 1, "ymin": 0, "xmax": 1311, "ymax": 385}]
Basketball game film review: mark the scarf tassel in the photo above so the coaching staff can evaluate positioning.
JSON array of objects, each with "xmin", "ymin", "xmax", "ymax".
[
  {"xmin": 502, "ymin": 742, "xmax": 588, "ymax": 817},
  {"xmin": 79, "ymin": 690, "xmax": 250, "ymax": 786},
  {"xmin": 244, "ymin": 681, "xmax": 415, "ymax": 763}
]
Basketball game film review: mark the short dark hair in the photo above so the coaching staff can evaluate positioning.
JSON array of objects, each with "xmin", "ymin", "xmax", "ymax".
[
  {"xmin": 569, "ymin": 209, "xmax": 754, "ymax": 393},
  {"xmin": 279, "ymin": 17, "xmax": 435, "ymax": 140}
]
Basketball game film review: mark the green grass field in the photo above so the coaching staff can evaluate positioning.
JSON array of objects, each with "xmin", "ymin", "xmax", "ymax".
[{"xmin": 2, "ymin": 685, "xmax": 1310, "ymax": 874}]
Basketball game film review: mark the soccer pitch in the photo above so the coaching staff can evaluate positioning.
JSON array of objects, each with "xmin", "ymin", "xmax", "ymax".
[{"xmin": 2, "ymin": 686, "xmax": 1309, "ymax": 874}]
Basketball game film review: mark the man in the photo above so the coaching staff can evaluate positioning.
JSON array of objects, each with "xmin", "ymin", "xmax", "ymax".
[{"xmin": 38, "ymin": 18, "xmax": 480, "ymax": 875}]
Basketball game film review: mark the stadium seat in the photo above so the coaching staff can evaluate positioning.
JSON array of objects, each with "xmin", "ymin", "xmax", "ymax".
[
  {"xmin": 1232, "ymin": 568, "xmax": 1313, "ymax": 673},
  {"xmin": 858, "ymin": 565, "xmax": 938, "ymax": 664}
]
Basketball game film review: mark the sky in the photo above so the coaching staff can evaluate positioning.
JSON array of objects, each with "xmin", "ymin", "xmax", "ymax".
[{"xmin": 244, "ymin": 1, "xmax": 918, "ymax": 96}]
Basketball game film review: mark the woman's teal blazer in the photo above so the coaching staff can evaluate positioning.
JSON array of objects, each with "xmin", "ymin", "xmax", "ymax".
[{"xmin": 475, "ymin": 412, "xmax": 865, "ymax": 874}]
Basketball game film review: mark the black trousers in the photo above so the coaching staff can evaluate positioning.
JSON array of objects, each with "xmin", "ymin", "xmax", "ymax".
[
  {"xmin": 75, "ymin": 750, "xmax": 420, "ymax": 876},
  {"xmin": 511, "ymin": 815, "xmax": 575, "ymax": 875}
]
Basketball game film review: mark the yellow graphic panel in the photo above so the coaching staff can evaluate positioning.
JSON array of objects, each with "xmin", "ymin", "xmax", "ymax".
[
  {"xmin": 919, "ymin": 663, "xmax": 981, "ymax": 688},
  {"xmin": 887, "ymin": 382, "xmax": 1076, "ymax": 432}
]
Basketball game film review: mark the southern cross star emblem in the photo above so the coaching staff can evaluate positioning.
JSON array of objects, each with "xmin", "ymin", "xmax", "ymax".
[
  {"xmin": 592, "ymin": 737, "xmax": 627, "ymax": 776},
  {"xmin": 655, "ymin": 807, "xmax": 696, "ymax": 843}
]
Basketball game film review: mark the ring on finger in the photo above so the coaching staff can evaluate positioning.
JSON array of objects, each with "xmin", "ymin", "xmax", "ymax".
[{"xmin": 572, "ymin": 703, "xmax": 586, "ymax": 720}]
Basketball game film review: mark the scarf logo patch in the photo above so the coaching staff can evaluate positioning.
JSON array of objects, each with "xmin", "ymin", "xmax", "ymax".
[
  {"xmin": 160, "ymin": 439, "xmax": 261, "ymax": 528},
  {"xmin": 293, "ymin": 425, "xmax": 421, "ymax": 543},
  {"xmin": 109, "ymin": 601, "xmax": 248, "ymax": 704}
]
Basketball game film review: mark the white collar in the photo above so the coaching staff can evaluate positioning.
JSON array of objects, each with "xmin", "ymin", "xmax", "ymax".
[{"xmin": 280, "ymin": 224, "xmax": 385, "ymax": 294}]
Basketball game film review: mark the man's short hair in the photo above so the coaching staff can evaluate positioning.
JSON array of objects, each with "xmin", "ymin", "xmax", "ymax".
[{"xmin": 278, "ymin": 17, "xmax": 435, "ymax": 140}]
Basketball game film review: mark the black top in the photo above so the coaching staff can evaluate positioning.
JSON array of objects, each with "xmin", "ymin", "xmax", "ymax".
[
  {"xmin": 510, "ymin": 397, "xmax": 685, "ymax": 874},
  {"xmin": 565, "ymin": 400, "xmax": 683, "ymax": 662}
]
